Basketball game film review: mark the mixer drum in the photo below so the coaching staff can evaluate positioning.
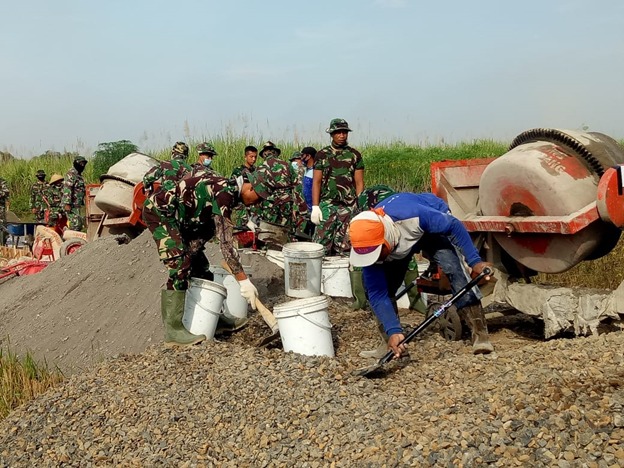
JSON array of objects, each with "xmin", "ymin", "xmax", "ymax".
[{"xmin": 479, "ymin": 129, "xmax": 624, "ymax": 273}]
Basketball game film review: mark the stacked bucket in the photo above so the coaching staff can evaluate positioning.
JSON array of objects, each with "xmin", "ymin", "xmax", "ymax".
[{"xmin": 274, "ymin": 242, "xmax": 335, "ymax": 357}]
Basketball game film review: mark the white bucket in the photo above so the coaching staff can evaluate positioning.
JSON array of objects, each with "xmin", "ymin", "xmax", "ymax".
[
  {"xmin": 282, "ymin": 242, "xmax": 324, "ymax": 298},
  {"xmin": 182, "ymin": 278, "xmax": 227, "ymax": 339},
  {"xmin": 209, "ymin": 267, "xmax": 248, "ymax": 320},
  {"xmin": 274, "ymin": 295, "xmax": 334, "ymax": 357},
  {"xmin": 321, "ymin": 256, "xmax": 352, "ymax": 298}
]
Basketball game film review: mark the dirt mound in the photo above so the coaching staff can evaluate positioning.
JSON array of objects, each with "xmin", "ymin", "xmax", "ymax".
[{"xmin": 0, "ymin": 231, "xmax": 284, "ymax": 374}]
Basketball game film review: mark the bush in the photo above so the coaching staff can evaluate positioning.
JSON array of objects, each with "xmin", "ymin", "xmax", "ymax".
[{"xmin": 91, "ymin": 140, "xmax": 139, "ymax": 180}]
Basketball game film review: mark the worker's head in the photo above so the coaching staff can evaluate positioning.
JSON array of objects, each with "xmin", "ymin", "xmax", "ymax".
[
  {"xmin": 73, "ymin": 155, "xmax": 88, "ymax": 173},
  {"xmin": 348, "ymin": 208, "xmax": 399, "ymax": 267},
  {"xmin": 326, "ymin": 118, "xmax": 351, "ymax": 147},
  {"xmin": 244, "ymin": 145, "xmax": 258, "ymax": 168},
  {"xmin": 35, "ymin": 169, "xmax": 46, "ymax": 181},
  {"xmin": 259, "ymin": 141, "xmax": 281, "ymax": 159},
  {"xmin": 171, "ymin": 141, "xmax": 190, "ymax": 159},
  {"xmin": 196, "ymin": 142, "xmax": 217, "ymax": 167},
  {"xmin": 289, "ymin": 151, "xmax": 302, "ymax": 169},
  {"xmin": 300, "ymin": 146, "xmax": 317, "ymax": 168},
  {"xmin": 49, "ymin": 174, "xmax": 64, "ymax": 186}
]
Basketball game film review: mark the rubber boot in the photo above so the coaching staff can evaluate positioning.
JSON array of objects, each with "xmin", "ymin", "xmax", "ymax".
[
  {"xmin": 215, "ymin": 315, "xmax": 249, "ymax": 335},
  {"xmin": 461, "ymin": 304, "xmax": 494, "ymax": 354},
  {"xmin": 359, "ymin": 323, "xmax": 389, "ymax": 359},
  {"xmin": 349, "ymin": 269, "xmax": 368, "ymax": 310},
  {"xmin": 161, "ymin": 290, "xmax": 206, "ymax": 347}
]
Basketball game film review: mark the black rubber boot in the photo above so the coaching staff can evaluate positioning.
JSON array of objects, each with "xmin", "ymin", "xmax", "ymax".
[{"xmin": 161, "ymin": 290, "xmax": 206, "ymax": 347}]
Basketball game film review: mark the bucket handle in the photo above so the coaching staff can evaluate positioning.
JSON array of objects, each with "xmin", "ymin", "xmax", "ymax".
[
  {"xmin": 321, "ymin": 266, "xmax": 341, "ymax": 285},
  {"xmin": 186, "ymin": 290, "xmax": 224, "ymax": 316},
  {"xmin": 296, "ymin": 309, "xmax": 332, "ymax": 331}
]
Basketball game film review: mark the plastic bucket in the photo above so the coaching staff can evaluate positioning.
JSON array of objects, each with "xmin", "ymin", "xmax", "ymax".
[
  {"xmin": 321, "ymin": 257, "xmax": 352, "ymax": 298},
  {"xmin": 209, "ymin": 267, "xmax": 248, "ymax": 320},
  {"xmin": 182, "ymin": 278, "xmax": 227, "ymax": 339},
  {"xmin": 282, "ymin": 242, "xmax": 324, "ymax": 298},
  {"xmin": 274, "ymin": 295, "xmax": 334, "ymax": 357}
]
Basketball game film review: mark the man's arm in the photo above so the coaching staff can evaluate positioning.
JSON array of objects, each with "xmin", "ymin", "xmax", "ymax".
[
  {"xmin": 311, "ymin": 169, "xmax": 322, "ymax": 206},
  {"xmin": 354, "ymin": 168, "xmax": 365, "ymax": 196},
  {"xmin": 362, "ymin": 264, "xmax": 402, "ymax": 336}
]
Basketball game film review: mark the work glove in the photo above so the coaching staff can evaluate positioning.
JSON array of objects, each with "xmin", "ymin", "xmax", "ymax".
[
  {"xmin": 238, "ymin": 278, "xmax": 258, "ymax": 310},
  {"xmin": 311, "ymin": 205, "xmax": 323, "ymax": 225},
  {"xmin": 246, "ymin": 220, "xmax": 257, "ymax": 233}
]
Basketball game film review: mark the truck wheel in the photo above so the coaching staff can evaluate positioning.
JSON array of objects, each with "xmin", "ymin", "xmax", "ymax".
[
  {"xmin": 426, "ymin": 302, "xmax": 463, "ymax": 341},
  {"xmin": 59, "ymin": 238, "xmax": 87, "ymax": 257}
]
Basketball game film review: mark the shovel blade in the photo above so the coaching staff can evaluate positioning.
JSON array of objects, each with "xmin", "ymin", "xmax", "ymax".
[
  {"xmin": 256, "ymin": 331, "xmax": 280, "ymax": 348},
  {"xmin": 353, "ymin": 362, "xmax": 385, "ymax": 377}
]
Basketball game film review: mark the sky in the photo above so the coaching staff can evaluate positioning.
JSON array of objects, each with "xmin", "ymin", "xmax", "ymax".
[{"xmin": 1, "ymin": 0, "xmax": 623, "ymax": 157}]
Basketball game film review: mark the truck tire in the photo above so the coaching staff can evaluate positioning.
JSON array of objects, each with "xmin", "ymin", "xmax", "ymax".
[{"xmin": 59, "ymin": 238, "xmax": 87, "ymax": 257}]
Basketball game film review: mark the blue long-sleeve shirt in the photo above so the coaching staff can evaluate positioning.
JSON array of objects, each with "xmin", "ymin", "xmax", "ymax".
[{"xmin": 362, "ymin": 192, "xmax": 481, "ymax": 336}]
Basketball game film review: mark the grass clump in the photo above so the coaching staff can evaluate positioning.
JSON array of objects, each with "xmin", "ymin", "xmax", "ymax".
[{"xmin": 0, "ymin": 347, "xmax": 64, "ymax": 420}]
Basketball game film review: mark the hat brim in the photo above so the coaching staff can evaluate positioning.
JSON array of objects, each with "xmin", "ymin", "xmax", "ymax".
[
  {"xmin": 349, "ymin": 244, "xmax": 383, "ymax": 268},
  {"xmin": 259, "ymin": 148, "xmax": 281, "ymax": 157},
  {"xmin": 326, "ymin": 128, "xmax": 352, "ymax": 134}
]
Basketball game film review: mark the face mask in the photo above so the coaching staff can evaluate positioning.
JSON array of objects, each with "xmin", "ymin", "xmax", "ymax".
[
  {"xmin": 203, "ymin": 158, "xmax": 213, "ymax": 168},
  {"xmin": 291, "ymin": 162, "xmax": 299, "ymax": 170},
  {"xmin": 36, "ymin": 175, "xmax": 46, "ymax": 182}
]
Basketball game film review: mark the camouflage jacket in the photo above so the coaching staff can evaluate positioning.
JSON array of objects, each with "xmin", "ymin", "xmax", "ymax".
[
  {"xmin": 357, "ymin": 184, "xmax": 396, "ymax": 211},
  {"xmin": 314, "ymin": 144, "xmax": 364, "ymax": 207},
  {"xmin": 190, "ymin": 163, "xmax": 219, "ymax": 177},
  {"xmin": 0, "ymin": 177, "xmax": 9, "ymax": 204},
  {"xmin": 30, "ymin": 181, "xmax": 49, "ymax": 210},
  {"xmin": 248, "ymin": 156, "xmax": 308, "ymax": 231},
  {"xmin": 231, "ymin": 165, "xmax": 255, "ymax": 179},
  {"xmin": 45, "ymin": 184, "xmax": 64, "ymax": 218},
  {"xmin": 61, "ymin": 167, "xmax": 85, "ymax": 208},
  {"xmin": 175, "ymin": 173, "xmax": 245, "ymax": 275},
  {"xmin": 143, "ymin": 158, "xmax": 193, "ymax": 214}
]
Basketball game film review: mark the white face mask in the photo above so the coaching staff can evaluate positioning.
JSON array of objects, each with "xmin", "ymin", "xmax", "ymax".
[
  {"xmin": 203, "ymin": 158, "xmax": 213, "ymax": 167},
  {"xmin": 291, "ymin": 162, "xmax": 299, "ymax": 170}
]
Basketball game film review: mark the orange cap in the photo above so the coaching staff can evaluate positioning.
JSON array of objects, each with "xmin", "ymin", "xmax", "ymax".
[{"xmin": 349, "ymin": 208, "xmax": 387, "ymax": 267}]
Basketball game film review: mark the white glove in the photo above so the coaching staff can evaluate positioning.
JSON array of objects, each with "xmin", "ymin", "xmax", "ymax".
[
  {"xmin": 246, "ymin": 220, "xmax": 257, "ymax": 233},
  {"xmin": 311, "ymin": 205, "xmax": 323, "ymax": 225},
  {"xmin": 238, "ymin": 279, "xmax": 258, "ymax": 310}
]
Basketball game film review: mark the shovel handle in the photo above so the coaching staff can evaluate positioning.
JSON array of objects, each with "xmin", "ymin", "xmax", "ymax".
[
  {"xmin": 378, "ymin": 267, "xmax": 492, "ymax": 365},
  {"xmin": 220, "ymin": 260, "xmax": 279, "ymax": 333}
]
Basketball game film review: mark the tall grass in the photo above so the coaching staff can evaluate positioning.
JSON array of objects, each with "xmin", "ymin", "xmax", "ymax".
[{"xmin": 0, "ymin": 347, "xmax": 64, "ymax": 420}]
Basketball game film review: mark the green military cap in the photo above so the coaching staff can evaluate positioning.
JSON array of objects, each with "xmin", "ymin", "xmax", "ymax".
[
  {"xmin": 326, "ymin": 118, "xmax": 352, "ymax": 134},
  {"xmin": 196, "ymin": 142, "xmax": 217, "ymax": 156},
  {"xmin": 289, "ymin": 151, "xmax": 302, "ymax": 162},
  {"xmin": 74, "ymin": 155, "xmax": 87, "ymax": 163},
  {"xmin": 36, "ymin": 169, "xmax": 46, "ymax": 176}
]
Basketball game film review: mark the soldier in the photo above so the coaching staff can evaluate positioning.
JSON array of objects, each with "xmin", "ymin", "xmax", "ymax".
[
  {"xmin": 30, "ymin": 169, "xmax": 48, "ymax": 223},
  {"xmin": 143, "ymin": 170, "xmax": 260, "ymax": 347},
  {"xmin": 311, "ymin": 118, "xmax": 365, "ymax": 255},
  {"xmin": 244, "ymin": 141, "xmax": 309, "ymax": 244},
  {"xmin": 231, "ymin": 146, "xmax": 258, "ymax": 179},
  {"xmin": 61, "ymin": 155, "xmax": 87, "ymax": 231},
  {"xmin": 45, "ymin": 174, "xmax": 66, "ymax": 228},
  {"xmin": 193, "ymin": 142, "xmax": 218, "ymax": 176},
  {"xmin": 289, "ymin": 151, "xmax": 306, "ymax": 184},
  {"xmin": 0, "ymin": 176, "xmax": 9, "ymax": 246}
]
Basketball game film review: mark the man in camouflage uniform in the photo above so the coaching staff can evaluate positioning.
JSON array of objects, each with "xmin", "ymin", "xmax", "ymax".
[
  {"xmin": 45, "ymin": 174, "xmax": 66, "ymax": 228},
  {"xmin": 143, "ymin": 168, "xmax": 260, "ymax": 347},
  {"xmin": 30, "ymin": 169, "xmax": 48, "ymax": 223},
  {"xmin": 311, "ymin": 118, "xmax": 365, "ymax": 255},
  {"xmin": 230, "ymin": 146, "xmax": 259, "ymax": 229},
  {"xmin": 231, "ymin": 145, "xmax": 257, "ymax": 179},
  {"xmin": 192, "ymin": 142, "xmax": 219, "ymax": 176},
  {"xmin": 245, "ymin": 141, "xmax": 309, "ymax": 243},
  {"xmin": 0, "ymin": 176, "xmax": 9, "ymax": 246},
  {"xmin": 62, "ymin": 155, "xmax": 88, "ymax": 231}
]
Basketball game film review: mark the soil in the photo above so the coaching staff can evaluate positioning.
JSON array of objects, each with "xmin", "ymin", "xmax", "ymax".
[{"xmin": 1, "ymin": 233, "xmax": 623, "ymax": 466}]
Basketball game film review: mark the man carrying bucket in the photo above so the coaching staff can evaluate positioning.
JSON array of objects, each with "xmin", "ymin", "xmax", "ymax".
[
  {"xmin": 143, "ymin": 169, "xmax": 261, "ymax": 347},
  {"xmin": 348, "ymin": 192, "xmax": 494, "ymax": 358}
]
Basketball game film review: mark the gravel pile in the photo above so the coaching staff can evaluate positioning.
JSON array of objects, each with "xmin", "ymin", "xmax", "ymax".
[{"xmin": 1, "ymin": 302, "xmax": 623, "ymax": 467}]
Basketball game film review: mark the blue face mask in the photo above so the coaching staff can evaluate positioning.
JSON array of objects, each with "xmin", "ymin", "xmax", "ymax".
[{"xmin": 203, "ymin": 158, "xmax": 213, "ymax": 168}]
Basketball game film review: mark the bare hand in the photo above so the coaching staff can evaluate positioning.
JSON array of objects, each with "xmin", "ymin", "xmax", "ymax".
[
  {"xmin": 388, "ymin": 333, "xmax": 407, "ymax": 359},
  {"xmin": 471, "ymin": 262, "xmax": 494, "ymax": 282}
]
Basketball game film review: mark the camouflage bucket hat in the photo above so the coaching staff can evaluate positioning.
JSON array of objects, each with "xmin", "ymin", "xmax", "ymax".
[
  {"xmin": 172, "ymin": 142, "xmax": 190, "ymax": 157},
  {"xmin": 326, "ymin": 118, "xmax": 352, "ymax": 134},
  {"xmin": 196, "ymin": 142, "xmax": 217, "ymax": 156},
  {"xmin": 259, "ymin": 140, "xmax": 281, "ymax": 158},
  {"xmin": 289, "ymin": 151, "xmax": 302, "ymax": 162},
  {"xmin": 36, "ymin": 169, "xmax": 46, "ymax": 176},
  {"xmin": 74, "ymin": 155, "xmax": 87, "ymax": 163}
]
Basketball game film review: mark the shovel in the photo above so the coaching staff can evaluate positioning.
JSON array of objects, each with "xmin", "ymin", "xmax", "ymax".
[
  {"xmin": 354, "ymin": 267, "xmax": 492, "ymax": 377},
  {"xmin": 220, "ymin": 260, "xmax": 281, "ymax": 347}
]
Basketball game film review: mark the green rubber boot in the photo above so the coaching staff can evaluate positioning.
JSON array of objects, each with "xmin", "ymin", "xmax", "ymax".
[
  {"xmin": 404, "ymin": 269, "xmax": 427, "ymax": 314},
  {"xmin": 161, "ymin": 290, "xmax": 206, "ymax": 347},
  {"xmin": 349, "ymin": 268, "xmax": 368, "ymax": 310},
  {"xmin": 215, "ymin": 315, "xmax": 249, "ymax": 335}
]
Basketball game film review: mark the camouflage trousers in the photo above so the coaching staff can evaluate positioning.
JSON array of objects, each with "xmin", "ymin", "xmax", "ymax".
[
  {"xmin": 143, "ymin": 199, "xmax": 212, "ymax": 291},
  {"xmin": 66, "ymin": 207, "xmax": 84, "ymax": 231},
  {"xmin": 312, "ymin": 201, "xmax": 354, "ymax": 256}
]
